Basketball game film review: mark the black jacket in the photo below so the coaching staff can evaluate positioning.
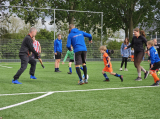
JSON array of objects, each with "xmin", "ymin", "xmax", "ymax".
[{"xmin": 19, "ymin": 35, "xmax": 38, "ymax": 57}]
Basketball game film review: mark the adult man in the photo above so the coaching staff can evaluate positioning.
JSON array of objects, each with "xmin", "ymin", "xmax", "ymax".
[
  {"xmin": 66, "ymin": 24, "xmax": 92, "ymax": 85},
  {"xmin": 12, "ymin": 27, "xmax": 39, "ymax": 84},
  {"xmin": 54, "ymin": 34, "xmax": 62, "ymax": 72}
]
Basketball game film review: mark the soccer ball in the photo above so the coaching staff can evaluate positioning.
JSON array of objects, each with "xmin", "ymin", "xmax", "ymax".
[{"xmin": 82, "ymin": 74, "xmax": 89, "ymax": 80}]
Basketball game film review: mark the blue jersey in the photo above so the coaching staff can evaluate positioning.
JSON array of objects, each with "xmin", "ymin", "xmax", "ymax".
[
  {"xmin": 54, "ymin": 39, "xmax": 62, "ymax": 53},
  {"xmin": 149, "ymin": 46, "xmax": 160, "ymax": 65},
  {"xmin": 66, "ymin": 28, "xmax": 92, "ymax": 53}
]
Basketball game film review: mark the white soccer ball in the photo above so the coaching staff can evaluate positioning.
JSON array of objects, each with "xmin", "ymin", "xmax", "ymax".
[{"xmin": 82, "ymin": 74, "xmax": 89, "ymax": 80}]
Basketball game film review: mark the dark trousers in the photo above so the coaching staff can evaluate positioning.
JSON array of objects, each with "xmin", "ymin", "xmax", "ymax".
[
  {"xmin": 13, "ymin": 55, "xmax": 37, "ymax": 79},
  {"xmin": 121, "ymin": 57, "xmax": 128, "ymax": 68}
]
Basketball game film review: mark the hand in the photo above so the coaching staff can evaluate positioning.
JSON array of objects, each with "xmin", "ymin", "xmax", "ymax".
[
  {"xmin": 62, "ymin": 62, "xmax": 64, "ymax": 64},
  {"xmin": 124, "ymin": 47, "xmax": 127, "ymax": 50},
  {"xmin": 89, "ymin": 40, "xmax": 92, "ymax": 44},
  {"xmin": 106, "ymin": 64, "xmax": 109, "ymax": 67},
  {"xmin": 55, "ymin": 52, "xmax": 57, "ymax": 55},
  {"xmin": 39, "ymin": 51, "xmax": 41, "ymax": 53},
  {"xmin": 151, "ymin": 64, "xmax": 153, "ymax": 68},
  {"xmin": 122, "ymin": 54, "xmax": 123, "ymax": 56}
]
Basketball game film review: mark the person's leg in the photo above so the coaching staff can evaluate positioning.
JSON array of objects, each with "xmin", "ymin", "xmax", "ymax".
[
  {"xmin": 57, "ymin": 59, "xmax": 61, "ymax": 71},
  {"xmin": 102, "ymin": 68, "xmax": 109, "ymax": 81},
  {"xmin": 82, "ymin": 51, "xmax": 87, "ymax": 83},
  {"xmin": 124, "ymin": 57, "xmax": 128, "ymax": 69},
  {"xmin": 13, "ymin": 55, "xmax": 29, "ymax": 83},
  {"xmin": 120, "ymin": 57, "xmax": 125, "ymax": 68},
  {"xmin": 68, "ymin": 62, "xmax": 72, "ymax": 73},
  {"xmin": 109, "ymin": 71, "xmax": 123, "ymax": 82},
  {"xmin": 55, "ymin": 59, "xmax": 58, "ymax": 71},
  {"xmin": 28, "ymin": 56, "xmax": 37, "ymax": 78}
]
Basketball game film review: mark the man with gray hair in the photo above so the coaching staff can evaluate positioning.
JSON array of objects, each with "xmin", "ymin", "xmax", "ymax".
[{"xmin": 12, "ymin": 27, "xmax": 39, "ymax": 84}]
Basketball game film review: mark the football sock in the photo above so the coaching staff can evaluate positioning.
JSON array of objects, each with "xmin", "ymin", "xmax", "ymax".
[
  {"xmin": 69, "ymin": 67, "xmax": 72, "ymax": 73},
  {"xmin": 76, "ymin": 67, "xmax": 82, "ymax": 81},
  {"xmin": 114, "ymin": 73, "xmax": 121, "ymax": 77},
  {"xmin": 80, "ymin": 66, "xmax": 83, "ymax": 71},
  {"xmin": 103, "ymin": 73, "xmax": 108, "ymax": 79},
  {"xmin": 151, "ymin": 72, "xmax": 160, "ymax": 83},
  {"xmin": 57, "ymin": 68, "xmax": 59, "ymax": 71},
  {"xmin": 55, "ymin": 68, "xmax": 57, "ymax": 71},
  {"xmin": 83, "ymin": 65, "xmax": 87, "ymax": 79}
]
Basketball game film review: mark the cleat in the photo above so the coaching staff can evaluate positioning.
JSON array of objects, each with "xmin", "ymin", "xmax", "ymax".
[
  {"xmin": 67, "ymin": 72, "xmax": 72, "ymax": 74},
  {"xmin": 57, "ymin": 70, "xmax": 61, "ymax": 72},
  {"xmin": 119, "ymin": 68, "xmax": 122, "ymax": 71},
  {"xmin": 41, "ymin": 65, "xmax": 45, "ymax": 69},
  {"xmin": 124, "ymin": 68, "xmax": 128, "ymax": 71},
  {"xmin": 12, "ymin": 79, "xmax": 22, "ymax": 84},
  {"xmin": 103, "ymin": 78, "xmax": 110, "ymax": 82},
  {"xmin": 30, "ymin": 75, "xmax": 37, "ymax": 79},
  {"xmin": 135, "ymin": 77, "xmax": 142, "ymax": 81},
  {"xmin": 144, "ymin": 71, "xmax": 149, "ymax": 79},
  {"xmin": 120, "ymin": 75, "xmax": 123, "ymax": 82},
  {"xmin": 151, "ymin": 81, "xmax": 159, "ymax": 86},
  {"xmin": 84, "ymin": 79, "xmax": 88, "ymax": 84},
  {"xmin": 78, "ymin": 80, "xmax": 84, "ymax": 85}
]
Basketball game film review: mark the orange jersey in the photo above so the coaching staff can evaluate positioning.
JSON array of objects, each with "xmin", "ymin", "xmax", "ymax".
[{"xmin": 103, "ymin": 53, "xmax": 112, "ymax": 67}]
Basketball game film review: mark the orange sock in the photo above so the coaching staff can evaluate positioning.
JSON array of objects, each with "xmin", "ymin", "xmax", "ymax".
[{"xmin": 151, "ymin": 72, "xmax": 160, "ymax": 83}]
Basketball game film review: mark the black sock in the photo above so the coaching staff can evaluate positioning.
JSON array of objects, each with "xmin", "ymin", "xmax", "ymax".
[
  {"xmin": 76, "ymin": 67, "xmax": 82, "ymax": 81},
  {"xmin": 83, "ymin": 65, "xmax": 87, "ymax": 79}
]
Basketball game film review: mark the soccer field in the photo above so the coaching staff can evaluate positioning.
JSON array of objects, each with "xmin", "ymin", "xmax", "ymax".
[{"xmin": 0, "ymin": 61, "xmax": 160, "ymax": 119}]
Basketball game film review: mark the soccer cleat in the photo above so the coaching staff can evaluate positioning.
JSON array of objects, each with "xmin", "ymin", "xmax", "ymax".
[
  {"xmin": 12, "ymin": 79, "xmax": 22, "ymax": 84},
  {"xmin": 84, "ymin": 79, "xmax": 88, "ymax": 84},
  {"xmin": 151, "ymin": 81, "xmax": 159, "ymax": 86},
  {"xmin": 67, "ymin": 72, "xmax": 72, "ymax": 74},
  {"xmin": 119, "ymin": 68, "xmax": 122, "ymax": 71},
  {"xmin": 135, "ymin": 77, "xmax": 142, "ymax": 81},
  {"xmin": 124, "ymin": 68, "xmax": 128, "ymax": 71},
  {"xmin": 41, "ymin": 65, "xmax": 45, "ymax": 69},
  {"xmin": 144, "ymin": 71, "xmax": 149, "ymax": 79},
  {"xmin": 57, "ymin": 70, "xmax": 61, "ymax": 72},
  {"xmin": 120, "ymin": 75, "xmax": 123, "ymax": 82},
  {"xmin": 103, "ymin": 78, "xmax": 110, "ymax": 82},
  {"xmin": 78, "ymin": 80, "xmax": 84, "ymax": 85},
  {"xmin": 30, "ymin": 75, "xmax": 37, "ymax": 79}
]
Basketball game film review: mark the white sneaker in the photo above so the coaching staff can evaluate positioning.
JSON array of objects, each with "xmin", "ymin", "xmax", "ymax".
[
  {"xmin": 124, "ymin": 68, "xmax": 128, "ymax": 71},
  {"xmin": 119, "ymin": 68, "xmax": 122, "ymax": 71}
]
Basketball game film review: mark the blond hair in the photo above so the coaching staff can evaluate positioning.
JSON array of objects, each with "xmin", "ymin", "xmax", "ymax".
[
  {"xmin": 147, "ymin": 40, "xmax": 154, "ymax": 46},
  {"xmin": 99, "ymin": 45, "xmax": 107, "ymax": 51}
]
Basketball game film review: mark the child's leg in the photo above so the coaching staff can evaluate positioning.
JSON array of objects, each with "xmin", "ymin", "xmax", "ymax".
[
  {"xmin": 69, "ymin": 62, "xmax": 72, "ymax": 73},
  {"xmin": 150, "ymin": 70, "xmax": 160, "ymax": 83},
  {"xmin": 109, "ymin": 72, "xmax": 123, "ymax": 82},
  {"xmin": 102, "ymin": 70, "xmax": 109, "ymax": 81}
]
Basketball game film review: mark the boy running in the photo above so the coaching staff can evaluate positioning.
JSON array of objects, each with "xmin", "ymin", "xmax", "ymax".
[
  {"xmin": 99, "ymin": 46, "xmax": 123, "ymax": 82},
  {"xmin": 147, "ymin": 40, "xmax": 160, "ymax": 86}
]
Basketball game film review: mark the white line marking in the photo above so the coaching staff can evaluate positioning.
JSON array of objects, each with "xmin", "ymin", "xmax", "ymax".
[
  {"xmin": 0, "ymin": 65, "xmax": 12, "ymax": 68},
  {"xmin": 0, "ymin": 86, "xmax": 158, "ymax": 97},
  {"xmin": 0, "ymin": 92, "xmax": 54, "ymax": 111}
]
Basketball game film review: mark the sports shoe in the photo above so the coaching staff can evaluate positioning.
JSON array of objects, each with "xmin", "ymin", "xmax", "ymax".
[
  {"xmin": 84, "ymin": 79, "xmax": 88, "ymax": 84},
  {"xmin": 30, "ymin": 75, "xmax": 37, "ymax": 79},
  {"xmin": 41, "ymin": 65, "xmax": 45, "ymax": 68},
  {"xmin": 124, "ymin": 68, "xmax": 128, "ymax": 71},
  {"xmin": 144, "ymin": 71, "xmax": 149, "ymax": 79},
  {"xmin": 119, "ymin": 68, "xmax": 122, "ymax": 71},
  {"xmin": 135, "ymin": 77, "xmax": 142, "ymax": 81},
  {"xmin": 67, "ymin": 72, "xmax": 72, "ymax": 74},
  {"xmin": 120, "ymin": 75, "xmax": 123, "ymax": 82},
  {"xmin": 57, "ymin": 70, "xmax": 61, "ymax": 72},
  {"xmin": 158, "ymin": 71, "xmax": 160, "ymax": 75},
  {"xmin": 78, "ymin": 80, "xmax": 84, "ymax": 85},
  {"xmin": 103, "ymin": 78, "xmax": 110, "ymax": 82},
  {"xmin": 12, "ymin": 79, "xmax": 22, "ymax": 84},
  {"xmin": 151, "ymin": 81, "xmax": 159, "ymax": 86}
]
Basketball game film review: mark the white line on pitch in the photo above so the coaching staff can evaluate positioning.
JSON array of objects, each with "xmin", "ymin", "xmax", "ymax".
[
  {"xmin": 0, "ymin": 86, "xmax": 158, "ymax": 96},
  {"xmin": 0, "ymin": 92, "xmax": 54, "ymax": 111}
]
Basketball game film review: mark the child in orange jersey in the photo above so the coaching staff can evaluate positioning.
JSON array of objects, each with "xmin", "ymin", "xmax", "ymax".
[{"xmin": 99, "ymin": 46, "xmax": 123, "ymax": 82}]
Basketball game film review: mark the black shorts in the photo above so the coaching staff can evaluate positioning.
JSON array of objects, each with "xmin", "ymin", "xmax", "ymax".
[
  {"xmin": 74, "ymin": 51, "xmax": 87, "ymax": 65},
  {"xmin": 69, "ymin": 59, "xmax": 74, "ymax": 62},
  {"xmin": 31, "ymin": 53, "xmax": 41, "ymax": 59},
  {"xmin": 150, "ymin": 61, "xmax": 160, "ymax": 71},
  {"xmin": 55, "ymin": 51, "xmax": 61, "ymax": 59}
]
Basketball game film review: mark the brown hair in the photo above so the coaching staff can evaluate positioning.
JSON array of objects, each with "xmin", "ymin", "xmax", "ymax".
[
  {"xmin": 99, "ymin": 45, "xmax": 107, "ymax": 51},
  {"xmin": 57, "ymin": 34, "xmax": 61, "ymax": 36},
  {"xmin": 147, "ymin": 40, "xmax": 154, "ymax": 46},
  {"xmin": 140, "ymin": 30, "xmax": 146, "ymax": 38},
  {"xmin": 124, "ymin": 37, "xmax": 129, "ymax": 45},
  {"xmin": 134, "ymin": 28, "xmax": 139, "ymax": 32}
]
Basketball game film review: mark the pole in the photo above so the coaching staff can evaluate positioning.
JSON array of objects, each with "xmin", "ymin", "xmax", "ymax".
[
  {"xmin": 156, "ymin": 32, "xmax": 157, "ymax": 39},
  {"xmin": 54, "ymin": 9, "xmax": 55, "ymax": 60},
  {"xmin": 101, "ymin": 12, "xmax": 103, "ymax": 59}
]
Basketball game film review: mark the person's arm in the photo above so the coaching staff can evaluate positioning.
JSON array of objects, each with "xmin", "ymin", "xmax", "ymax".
[
  {"xmin": 39, "ymin": 46, "xmax": 41, "ymax": 53},
  {"xmin": 63, "ymin": 51, "xmax": 69, "ymax": 63},
  {"xmin": 82, "ymin": 31, "xmax": 92, "ymax": 43},
  {"xmin": 27, "ymin": 38, "xmax": 38, "ymax": 56},
  {"xmin": 54, "ymin": 40, "xmax": 57, "ymax": 55},
  {"xmin": 127, "ymin": 38, "xmax": 134, "ymax": 49},
  {"xmin": 120, "ymin": 43, "xmax": 123, "ymax": 56},
  {"xmin": 150, "ymin": 50, "xmax": 155, "ymax": 65},
  {"xmin": 106, "ymin": 56, "xmax": 111, "ymax": 67},
  {"xmin": 128, "ymin": 44, "xmax": 131, "ymax": 56},
  {"xmin": 142, "ymin": 36, "xmax": 147, "ymax": 46},
  {"xmin": 66, "ymin": 35, "xmax": 71, "ymax": 50}
]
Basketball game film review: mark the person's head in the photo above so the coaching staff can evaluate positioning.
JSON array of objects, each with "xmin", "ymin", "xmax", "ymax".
[
  {"xmin": 32, "ymin": 37, "xmax": 35, "ymax": 42},
  {"xmin": 99, "ymin": 45, "xmax": 107, "ymax": 53},
  {"xmin": 153, "ymin": 38, "xmax": 157, "ymax": 45},
  {"xmin": 57, "ymin": 34, "xmax": 61, "ymax": 40},
  {"xmin": 133, "ymin": 28, "xmax": 140, "ymax": 37},
  {"xmin": 29, "ymin": 27, "xmax": 37, "ymax": 37},
  {"xmin": 69, "ymin": 24, "xmax": 75, "ymax": 32},
  {"xmin": 140, "ymin": 30, "xmax": 146, "ymax": 38},
  {"xmin": 147, "ymin": 40, "xmax": 154, "ymax": 49},
  {"xmin": 124, "ymin": 37, "xmax": 129, "ymax": 45}
]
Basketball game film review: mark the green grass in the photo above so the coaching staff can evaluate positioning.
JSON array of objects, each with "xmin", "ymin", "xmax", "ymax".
[{"xmin": 0, "ymin": 61, "xmax": 160, "ymax": 119}]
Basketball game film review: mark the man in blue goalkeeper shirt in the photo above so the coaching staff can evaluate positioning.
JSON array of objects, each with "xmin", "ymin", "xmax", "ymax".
[{"xmin": 66, "ymin": 24, "xmax": 92, "ymax": 85}]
